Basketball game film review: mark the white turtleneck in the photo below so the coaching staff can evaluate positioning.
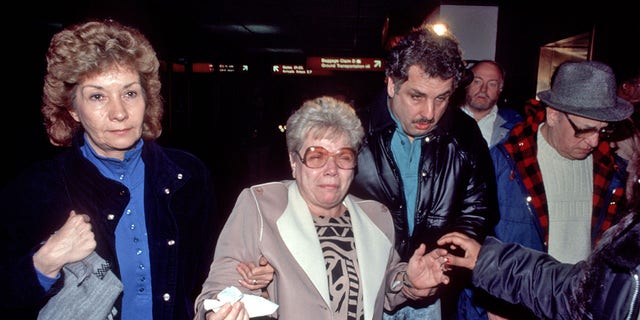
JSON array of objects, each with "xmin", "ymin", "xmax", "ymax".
[
  {"xmin": 462, "ymin": 105, "xmax": 498, "ymax": 145},
  {"xmin": 537, "ymin": 123, "xmax": 593, "ymax": 263}
]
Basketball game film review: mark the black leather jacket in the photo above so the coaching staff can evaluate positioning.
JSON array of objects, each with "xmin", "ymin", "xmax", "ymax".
[
  {"xmin": 351, "ymin": 92, "xmax": 499, "ymax": 260},
  {"xmin": 473, "ymin": 211, "xmax": 640, "ymax": 320}
]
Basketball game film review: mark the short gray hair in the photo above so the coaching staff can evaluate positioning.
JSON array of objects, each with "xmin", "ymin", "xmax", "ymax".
[{"xmin": 286, "ymin": 96, "xmax": 364, "ymax": 153}]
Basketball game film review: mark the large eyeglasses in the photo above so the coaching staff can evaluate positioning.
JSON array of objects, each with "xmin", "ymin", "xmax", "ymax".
[
  {"xmin": 564, "ymin": 112, "xmax": 614, "ymax": 139},
  {"xmin": 296, "ymin": 146, "xmax": 357, "ymax": 170}
]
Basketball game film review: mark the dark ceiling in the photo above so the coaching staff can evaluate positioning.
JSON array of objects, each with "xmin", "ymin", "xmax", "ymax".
[
  {"xmin": 21, "ymin": 0, "xmax": 640, "ymax": 66},
  {"xmin": 18, "ymin": 0, "xmax": 638, "ymax": 103},
  {"xmin": 155, "ymin": 0, "xmax": 406, "ymax": 62},
  {"xmin": 27, "ymin": 0, "xmax": 498, "ymax": 64}
]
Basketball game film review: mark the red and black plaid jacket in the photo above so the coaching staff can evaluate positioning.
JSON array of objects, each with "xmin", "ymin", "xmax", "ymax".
[{"xmin": 501, "ymin": 99, "xmax": 626, "ymax": 246}]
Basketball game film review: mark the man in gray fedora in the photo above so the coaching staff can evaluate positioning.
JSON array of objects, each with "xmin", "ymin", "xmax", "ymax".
[{"xmin": 469, "ymin": 60, "xmax": 634, "ymax": 319}]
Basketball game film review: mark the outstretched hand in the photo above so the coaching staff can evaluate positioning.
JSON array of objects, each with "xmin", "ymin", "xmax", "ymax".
[
  {"xmin": 403, "ymin": 243, "xmax": 450, "ymax": 299},
  {"xmin": 436, "ymin": 232, "xmax": 481, "ymax": 270}
]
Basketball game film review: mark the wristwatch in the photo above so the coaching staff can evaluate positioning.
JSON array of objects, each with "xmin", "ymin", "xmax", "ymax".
[
  {"xmin": 390, "ymin": 271, "xmax": 405, "ymax": 293},
  {"xmin": 390, "ymin": 270, "xmax": 416, "ymax": 293}
]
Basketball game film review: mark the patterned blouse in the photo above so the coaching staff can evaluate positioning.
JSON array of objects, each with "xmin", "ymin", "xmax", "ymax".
[{"xmin": 312, "ymin": 210, "xmax": 364, "ymax": 320}]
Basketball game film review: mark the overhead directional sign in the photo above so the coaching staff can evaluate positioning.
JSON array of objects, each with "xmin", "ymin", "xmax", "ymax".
[
  {"xmin": 218, "ymin": 64, "xmax": 249, "ymax": 73},
  {"xmin": 306, "ymin": 57, "xmax": 384, "ymax": 71},
  {"xmin": 272, "ymin": 64, "xmax": 331, "ymax": 75}
]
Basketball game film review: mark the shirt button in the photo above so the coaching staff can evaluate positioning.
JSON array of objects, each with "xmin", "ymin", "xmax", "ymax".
[
  {"xmin": 107, "ymin": 214, "xmax": 115, "ymax": 220},
  {"xmin": 177, "ymin": 173, "xmax": 183, "ymax": 179},
  {"xmin": 164, "ymin": 188, "xmax": 170, "ymax": 194},
  {"xmin": 163, "ymin": 293, "xmax": 171, "ymax": 301},
  {"xmin": 167, "ymin": 239, "xmax": 176, "ymax": 246}
]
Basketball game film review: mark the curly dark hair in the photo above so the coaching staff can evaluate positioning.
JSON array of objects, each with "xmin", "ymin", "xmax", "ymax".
[
  {"xmin": 385, "ymin": 26, "xmax": 466, "ymax": 93},
  {"xmin": 41, "ymin": 19, "xmax": 163, "ymax": 147}
]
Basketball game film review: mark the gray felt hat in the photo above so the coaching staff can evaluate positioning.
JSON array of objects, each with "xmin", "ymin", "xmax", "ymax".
[{"xmin": 538, "ymin": 61, "xmax": 633, "ymax": 122}]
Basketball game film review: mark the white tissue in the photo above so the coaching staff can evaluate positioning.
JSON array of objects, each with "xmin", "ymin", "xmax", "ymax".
[{"xmin": 203, "ymin": 286, "xmax": 279, "ymax": 318}]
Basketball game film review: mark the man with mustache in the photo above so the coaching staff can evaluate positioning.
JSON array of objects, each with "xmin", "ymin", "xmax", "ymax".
[
  {"xmin": 350, "ymin": 27, "xmax": 499, "ymax": 319},
  {"xmin": 460, "ymin": 60, "xmax": 522, "ymax": 148},
  {"xmin": 456, "ymin": 60, "xmax": 523, "ymax": 320}
]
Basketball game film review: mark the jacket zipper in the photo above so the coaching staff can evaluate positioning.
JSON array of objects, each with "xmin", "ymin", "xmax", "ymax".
[
  {"xmin": 502, "ymin": 149, "xmax": 547, "ymax": 249},
  {"xmin": 627, "ymin": 272, "xmax": 639, "ymax": 320}
]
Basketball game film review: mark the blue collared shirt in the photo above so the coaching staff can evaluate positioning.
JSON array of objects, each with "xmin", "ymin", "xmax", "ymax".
[
  {"xmin": 389, "ymin": 111, "xmax": 424, "ymax": 236},
  {"xmin": 80, "ymin": 136, "xmax": 152, "ymax": 320}
]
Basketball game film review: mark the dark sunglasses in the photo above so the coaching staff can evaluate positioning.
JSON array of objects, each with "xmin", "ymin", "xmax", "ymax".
[{"xmin": 564, "ymin": 112, "xmax": 615, "ymax": 139}]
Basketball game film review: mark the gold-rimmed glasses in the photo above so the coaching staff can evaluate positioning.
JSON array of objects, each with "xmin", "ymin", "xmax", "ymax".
[{"xmin": 295, "ymin": 146, "xmax": 357, "ymax": 170}]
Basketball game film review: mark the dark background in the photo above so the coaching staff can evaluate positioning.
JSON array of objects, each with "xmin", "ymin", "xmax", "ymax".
[{"xmin": 5, "ymin": 0, "xmax": 638, "ymax": 215}]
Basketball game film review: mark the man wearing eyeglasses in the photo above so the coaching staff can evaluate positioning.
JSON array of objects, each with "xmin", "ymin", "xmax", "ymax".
[{"xmin": 483, "ymin": 60, "xmax": 634, "ymax": 318}]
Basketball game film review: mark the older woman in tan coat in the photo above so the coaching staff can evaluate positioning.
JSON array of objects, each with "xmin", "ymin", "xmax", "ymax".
[{"xmin": 194, "ymin": 96, "xmax": 451, "ymax": 320}]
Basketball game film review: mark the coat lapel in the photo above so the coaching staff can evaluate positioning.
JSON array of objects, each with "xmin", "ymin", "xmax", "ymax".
[
  {"xmin": 344, "ymin": 196, "xmax": 391, "ymax": 319},
  {"xmin": 277, "ymin": 182, "xmax": 331, "ymax": 304},
  {"xmin": 277, "ymin": 182, "xmax": 392, "ymax": 318}
]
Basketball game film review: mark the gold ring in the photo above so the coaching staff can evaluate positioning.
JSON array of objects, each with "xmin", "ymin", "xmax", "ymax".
[{"xmin": 252, "ymin": 279, "xmax": 257, "ymax": 285}]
